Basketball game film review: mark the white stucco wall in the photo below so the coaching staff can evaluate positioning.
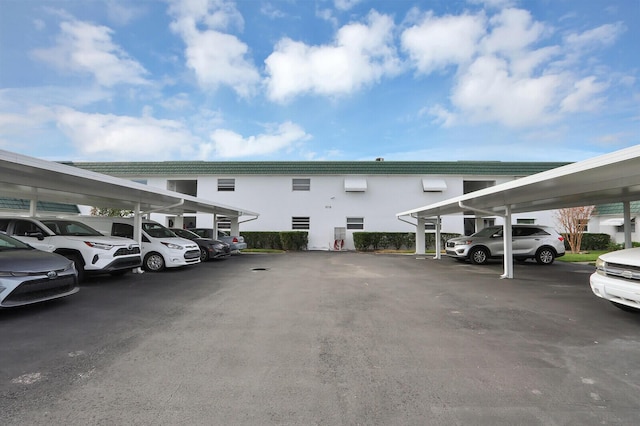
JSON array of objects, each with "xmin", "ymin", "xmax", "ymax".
[{"xmin": 141, "ymin": 174, "xmax": 562, "ymax": 251}]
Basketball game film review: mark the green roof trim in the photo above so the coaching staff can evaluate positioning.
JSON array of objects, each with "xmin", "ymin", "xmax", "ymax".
[
  {"xmin": 594, "ymin": 201, "xmax": 640, "ymax": 215},
  {"xmin": 0, "ymin": 197, "xmax": 80, "ymax": 214},
  {"xmin": 62, "ymin": 160, "xmax": 570, "ymax": 177}
]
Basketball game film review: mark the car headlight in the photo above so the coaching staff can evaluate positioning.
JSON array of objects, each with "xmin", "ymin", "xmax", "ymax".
[
  {"xmin": 161, "ymin": 242, "xmax": 183, "ymax": 250},
  {"xmin": 455, "ymin": 240, "xmax": 472, "ymax": 246},
  {"xmin": 595, "ymin": 257, "xmax": 606, "ymax": 275},
  {"xmin": 84, "ymin": 241, "xmax": 114, "ymax": 250}
]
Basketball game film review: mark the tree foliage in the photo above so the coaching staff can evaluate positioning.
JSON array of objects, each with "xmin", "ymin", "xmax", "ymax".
[{"xmin": 555, "ymin": 206, "xmax": 594, "ymax": 253}]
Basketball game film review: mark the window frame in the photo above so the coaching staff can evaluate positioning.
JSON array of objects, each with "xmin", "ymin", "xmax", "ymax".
[{"xmin": 346, "ymin": 217, "xmax": 364, "ymax": 230}]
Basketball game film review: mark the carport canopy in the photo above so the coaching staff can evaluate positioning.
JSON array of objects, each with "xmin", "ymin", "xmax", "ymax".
[
  {"xmin": 0, "ymin": 149, "xmax": 259, "ymax": 241},
  {"xmin": 397, "ymin": 145, "xmax": 640, "ymax": 278}
]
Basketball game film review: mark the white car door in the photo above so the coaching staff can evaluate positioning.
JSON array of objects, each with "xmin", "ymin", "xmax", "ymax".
[{"xmin": 10, "ymin": 219, "xmax": 56, "ymax": 252}]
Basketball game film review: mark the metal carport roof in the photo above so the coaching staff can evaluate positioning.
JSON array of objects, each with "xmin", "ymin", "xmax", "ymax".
[
  {"xmin": 0, "ymin": 149, "xmax": 259, "ymax": 219},
  {"xmin": 397, "ymin": 145, "xmax": 640, "ymax": 278}
]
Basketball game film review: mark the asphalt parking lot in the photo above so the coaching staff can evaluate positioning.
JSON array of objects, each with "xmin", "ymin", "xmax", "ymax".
[{"xmin": 1, "ymin": 252, "xmax": 639, "ymax": 425}]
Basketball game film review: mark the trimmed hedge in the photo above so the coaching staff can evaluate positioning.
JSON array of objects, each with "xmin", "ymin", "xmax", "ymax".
[
  {"xmin": 241, "ymin": 232, "xmax": 283, "ymax": 250},
  {"xmin": 561, "ymin": 233, "xmax": 611, "ymax": 251},
  {"xmin": 241, "ymin": 231, "xmax": 307, "ymax": 251},
  {"xmin": 353, "ymin": 232, "xmax": 461, "ymax": 252}
]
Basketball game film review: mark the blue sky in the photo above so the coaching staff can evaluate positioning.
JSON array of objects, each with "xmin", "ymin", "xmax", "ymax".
[{"xmin": 0, "ymin": 0, "xmax": 638, "ymax": 162}]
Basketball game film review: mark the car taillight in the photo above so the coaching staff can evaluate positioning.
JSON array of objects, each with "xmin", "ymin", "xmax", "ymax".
[
  {"xmin": 558, "ymin": 236, "xmax": 564, "ymax": 242},
  {"xmin": 233, "ymin": 237, "xmax": 238, "ymax": 243}
]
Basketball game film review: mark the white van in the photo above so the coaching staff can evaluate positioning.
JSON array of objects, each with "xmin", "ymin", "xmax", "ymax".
[{"xmin": 75, "ymin": 216, "xmax": 201, "ymax": 271}]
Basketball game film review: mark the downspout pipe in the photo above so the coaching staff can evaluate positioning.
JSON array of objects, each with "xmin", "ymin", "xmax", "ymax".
[
  {"xmin": 239, "ymin": 214, "xmax": 259, "ymax": 225},
  {"xmin": 457, "ymin": 201, "xmax": 514, "ymax": 279}
]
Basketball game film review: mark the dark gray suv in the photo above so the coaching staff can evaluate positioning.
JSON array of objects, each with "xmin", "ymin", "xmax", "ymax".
[{"xmin": 446, "ymin": 225, "xmax": 566, "ymax": 265}]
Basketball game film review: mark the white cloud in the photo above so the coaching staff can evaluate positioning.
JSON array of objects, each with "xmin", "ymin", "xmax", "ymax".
[
  {"xmin": 210, "ymin": 121, "xmax": 311, "ymax": 158},
  {"xmin": 560, "ymin": 76, "xmax": 608, "ymax": 113},
  {"xmin": 106, "ymin": 0, "xmax": 145, "ymax": 26},
  {"xmin": 265, "ymin": 11, "xmax": 401, "ymax": 102},
  {"xmin": 54, "ymin": 108, "xmax": 200, "ymax": 160},
  {"xmin": 31, "ymin": 20, "xmax": 149, "ymax": 87},
  {"xmin": 450, "ymin": 55, "xmax": 562, "ymax": 127},
  {"xmin": 481, "ymin": 8, "xmax": 548, "ymax": 56},
  {"xmin": 168, "ymin": 0, "xmax": 259, "ymax": 97},
  {"xmin": 402, "ymin": 6, "xmax": 621, "ymax": 129},
  {"xmin": 466, "ymin": 0, "xmax": 516, "ymax": 9},
  {"xmin": 401, "ymin": 12, "xmax": 486, "ymax": 74},
  {"xmin": 565, "ymin": 22, "xmax": 625, "ymax": 49},
  {"xmin": 335, "ymin": 0, "xmax": 362, "ymax": 11}
]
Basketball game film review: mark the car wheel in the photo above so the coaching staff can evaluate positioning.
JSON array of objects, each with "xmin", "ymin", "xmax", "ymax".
[
  {"xmin": 200, "ymin": 248, "xmax": 209, "ymax": 262},
  {"xmin": 469, "ymin": 247, "xmax": 489, "ymax": 265},
  {"xmin": 69, "ymin": 254, "xmax": 85, "ymax": 282},
  {"xmin": 535, "ymin": 248, "xmax": 555, "ymax": 265},
  {"xmin": 610, "ymin": 301, "xmax": 640, "ymax": 313},
  {"xmin": 144, "ymin": 252, "xmax": 165, "ymax": 272}
]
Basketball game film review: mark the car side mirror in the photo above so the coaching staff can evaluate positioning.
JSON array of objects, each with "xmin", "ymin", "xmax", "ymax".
[{"xmin": 27, "ymin": 231, "xmax": 45, "ymax": 240}]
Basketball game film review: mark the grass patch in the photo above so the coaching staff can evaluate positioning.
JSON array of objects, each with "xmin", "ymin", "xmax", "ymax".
[{"xmin": 557, "ymin": 250, "xmax": 608, "ymax": 263}]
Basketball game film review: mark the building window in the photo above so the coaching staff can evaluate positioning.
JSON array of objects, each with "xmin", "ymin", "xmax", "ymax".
[
  {"xmin": 292, "ymin": 178, "xmax": 310, "ymax": 191},
  {"xmin": 346, "ymin": 217, "xmax": 364, "ymax": 230},
  {"xmin": 292, "ymin": 217, "xmax": 310, "ymax": 230},
  {"xmin": 616, "ymin": 218, "xmax": 636, "ymax": 233},
  {"xmin": 218, "ymin": 178, "xmax": 235, "ymax": 192},
  {"xmin": 517, "ymin": 218, "xmax": 535, "ymax": 224}
]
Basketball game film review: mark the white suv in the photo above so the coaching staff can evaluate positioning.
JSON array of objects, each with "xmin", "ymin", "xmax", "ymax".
[
  {"xmin": 445, "ymin": 225, "xmax": 566, "ymax": 265},
  {"xmin": 0, "ymin": 217, "xmax": 141, "ymax": 281},
  {"xmin": 590, "ymin": 247, "xmax": 640, "ymax": 312}
]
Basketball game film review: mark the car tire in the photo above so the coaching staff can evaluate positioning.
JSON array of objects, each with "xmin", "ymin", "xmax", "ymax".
[
  {"xmin": 69, "ymin": 254, "xmax": 86, "ymax": 282},
  {"xmin": 610, "ymin": 301, "xmax": 640, "ymax": 313},
  {"xmin": 535, "ymin": 247, "xmax": 555, "ymax": 265},
  {"xmin": 144, "ymin": 252, "xmax": 165, "ymax": 272},
  {"xmin": 469, "ymin": 247, "xmax": 489, "ymax": 265},
  {"xmin": 200, "ymin": 248, "xmax": 209, "ymax": 262}
]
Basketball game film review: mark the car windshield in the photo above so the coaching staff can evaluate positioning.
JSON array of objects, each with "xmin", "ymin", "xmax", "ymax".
[
  {"xmin": 41, "ymin": 220, "xmax": 103, "ymax": 236},
  {"xmin": 143, "ymin": 223, "xmax": 177, "ymax": 238},
  {"xmin": 172, "ymin": 229, "xmax": 198, "ymax": 239},
  {"xmin": 0, "ymin": 233, "xmax": 33, "ymax": 250},
  {"xmin": 471, "ymin": 227, "xmax": 503, "ymax": 238}
]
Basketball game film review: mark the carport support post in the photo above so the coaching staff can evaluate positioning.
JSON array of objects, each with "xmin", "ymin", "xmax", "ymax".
[
  {"xmin": 133, "ymin": 203, "xmax": 144, "ymax": 274},
  {"xmin": 433, "ymin": 215, "xmax": 442, "ymax": 260},
  {"xmin": 230, "ymin": 217, "xmax": 240, "ymax": 238},
  {"xmin": 29, "ymin": 198, "xmax": 37, "ymax": 216},
  {"xmin": 415, "ymin": 217, "xmax": 426, "ymax": 255},
  {"xmin": 501, "ymin": 206, "xmax": 513, "ymax": 279},
  {"xmin": 623, "ymin": 201, "xmax": 632, "ymax": 249}
]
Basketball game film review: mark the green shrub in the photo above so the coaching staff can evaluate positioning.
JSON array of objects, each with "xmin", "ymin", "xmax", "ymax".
[
  {"xmin": 279, "ymin": 231, "xmax": 308, "ymax": 251},
  {"xmin": 352, "ymin": 232, "xmax": 460, "ymax": 251},
  {"xmin": 562, "ymin": 233, "xmax": 611, "ymax": 251},
  {"xmin": 241, "ymin": 232, "xmax": 282, "ymax": 250}
]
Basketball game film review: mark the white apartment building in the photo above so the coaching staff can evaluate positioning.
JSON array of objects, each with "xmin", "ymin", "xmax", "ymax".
[{"xmin": 64, "ymin": 160, "xmax": 569, "ymax": 250}]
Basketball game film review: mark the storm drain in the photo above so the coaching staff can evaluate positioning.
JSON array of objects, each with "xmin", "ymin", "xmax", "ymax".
[{"xmin": 251, "ymin": 267, "xmax": 270, "ymax": 271}]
